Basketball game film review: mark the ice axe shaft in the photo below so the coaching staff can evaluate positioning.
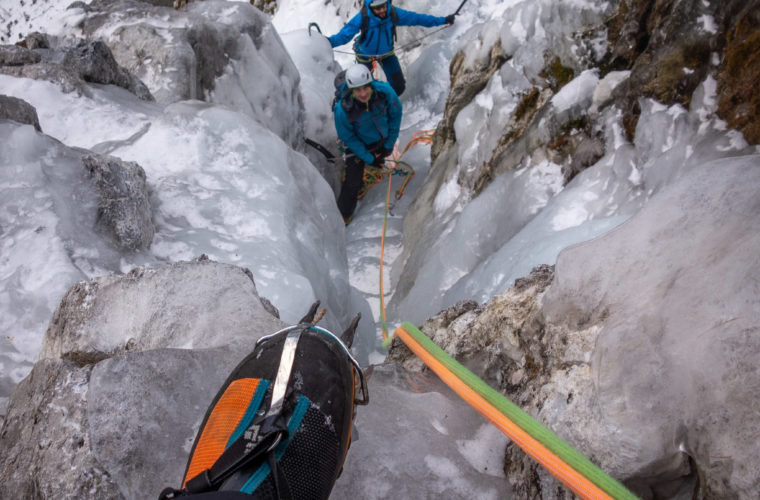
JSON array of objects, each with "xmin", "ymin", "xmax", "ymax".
[{"xmin": 454, "ymin": 0, "xmax": 469, "ymax": 15}]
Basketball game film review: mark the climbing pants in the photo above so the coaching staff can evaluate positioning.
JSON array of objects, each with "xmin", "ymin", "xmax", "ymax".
[
  {"xmin": 358, "ymin": 54, "xmax": 405, "ymax": 96},
  {"xmin": 337, "ymin": 141, "xmax": 383, "ymax": 219}
]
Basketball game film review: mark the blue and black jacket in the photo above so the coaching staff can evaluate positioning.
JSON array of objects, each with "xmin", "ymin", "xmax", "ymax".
[
  {"xmin": 328, "ymin": 0, "xmax": 447, "ymax": 57},
  {"xmin": 333, "ymin": 80, "xmax": 402, "ymax": 165}
]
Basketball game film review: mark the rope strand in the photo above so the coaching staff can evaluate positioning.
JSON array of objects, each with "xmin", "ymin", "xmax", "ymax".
[{"xmin": 333, "ymin": 26, "xmax": 450, "ymax": 59}]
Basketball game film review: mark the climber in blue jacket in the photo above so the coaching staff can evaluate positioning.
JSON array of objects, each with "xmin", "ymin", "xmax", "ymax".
[
  {"xmin": 328, "ymin": 0, "xmax": 455, "ymax": 96},
  {"xmin": 333, "ymin": 64, "xmax": 402, "ymax": 222}
]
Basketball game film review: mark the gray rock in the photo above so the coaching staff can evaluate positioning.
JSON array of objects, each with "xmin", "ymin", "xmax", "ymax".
[
  {"xmin": 142, "ymin": 0, "xmax": 176, "ymax": 6},
  {"xmin": 88, "ymin": 347, "xmax": 243, "ymax": 498},
  {"xmin": 431, "ymin": 42, "xmax": 509, "ymax": 165},
  {"xmin": 0, "ymin": 359, "xmax": 121, "ymax": 499},
  {"xmin": 0, "ymin": 58, "xmax": 92, "ymax": 95},
  {"xmin": 17, "ymin": 32, "xmax": 50, "ymax": 50},
  {"xmin": 0, "ymin": 94, "xmax": 41, "ymax": 131},
  {"xmin": 62, "ymin": 40, "xmax": 153, "ymax": 101},
  {"xmin": 0, "ymin": 346, "xmax": 248, "ymax": 500},
  {"xmin": 539, "ymin": 155, "xmax": 760, "ymax": 498},
  {"xmin": 78, "ymin": 0, "xmax": 304, "ymax": 147},
  {"xmin": 250, "ymin": 0, "xmax": 278, "ymax": 15},
  {"xmin": 1, "ymin": 258, "xmax": 286, "ymax": 498},
  {"xmin": 0, "ymin": 36, "xmax": 153, "ymax": 101},
  {"xmin": 0, "ymin": 44, "xmax": 41, "ymax": 66},
  {"xmin": 81, "ymin": 153, "xmax": 154, "ymax": 250},
  {"xmin": 390, "ymin": 156, "xmax": 760, "ymax": 498},
  {"xmin": 41, "ymin": 258, "xmax": 286, "ymax": 365},
  {"xmin": 388, "ymin": 265, "xmax": 554, "ymax": 397}
]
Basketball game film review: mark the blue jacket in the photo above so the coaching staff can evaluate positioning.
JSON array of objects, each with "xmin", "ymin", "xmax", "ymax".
[
  {"xmin": 328, "ymin": 1, "xmax": 447, "ymax": 57},
  {"xmin": 333, "ymin": 80, "xmax": 402, "ymax": 165}
]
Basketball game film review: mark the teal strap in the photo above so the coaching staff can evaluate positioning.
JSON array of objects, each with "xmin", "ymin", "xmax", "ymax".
[
  {"xmin": 240, "ymin": 396, "xmax": 311, "ymax": 494},
  {"xmin": 226, "ymin": 380, "xmax": 271, "ymax": 449}
]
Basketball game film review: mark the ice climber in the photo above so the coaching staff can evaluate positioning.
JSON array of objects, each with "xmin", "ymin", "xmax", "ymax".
[
  {"xmin": 333, "ymin": 64, "xmax": 402, "ymax": 223},
  {"xmin": 327, "ymin": 0, "xmax": 455, "ymax": 96}
]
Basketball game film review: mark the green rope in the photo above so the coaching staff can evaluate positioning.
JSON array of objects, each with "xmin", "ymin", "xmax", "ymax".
[{"xmin": 399, "ymin": 322, "xmax": 638, "ymax": 500}]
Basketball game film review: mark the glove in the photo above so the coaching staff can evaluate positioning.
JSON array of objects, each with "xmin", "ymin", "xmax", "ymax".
[
  {"xmin": 371, "ymin": 155, "xmax": 385, "ymax": 167},
  {"xmin": 445, "ymin": 14, "xmax": 455, "ymax": 25},
  {"xmin": 382, "ymin": 147, "xmax": 394, "ymax": 158}
]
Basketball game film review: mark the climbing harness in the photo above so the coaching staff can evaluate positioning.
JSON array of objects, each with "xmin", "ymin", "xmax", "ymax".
[
  {"xmin": 355, "ymin": 50, "xmax": 396, "ymax": 65},
  {"xmin": 356, "ymin": 160, "xmax": 414, "ymax": 201},
  {"xmin": 344, "ymin": 130, "xmax": 433, "ymax": 203}
]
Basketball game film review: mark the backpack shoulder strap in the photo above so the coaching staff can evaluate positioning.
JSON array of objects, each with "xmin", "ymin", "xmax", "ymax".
[
  {"xmin": 390, "ymin": 6, "xmax": 398, "ymax": 41},
  {"xmin": 359, "ymin": 2, "xmax": 397, "ymax": 44},
  {"xmin": 358, "ymin": 4, "xmax": 369, "ymax": 43}
]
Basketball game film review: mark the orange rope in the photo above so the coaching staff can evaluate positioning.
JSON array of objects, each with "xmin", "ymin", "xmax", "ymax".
[
  {"xmin": 379, "ymin": 174, "xmax": 393, "ymax": 342},
  {"xmin": 395, "ymin": 325, "xmax": 616, "ymax": 500},
  {"xmin": 377, "ymin": 130, "xmax": 433, "ymax": 346}
]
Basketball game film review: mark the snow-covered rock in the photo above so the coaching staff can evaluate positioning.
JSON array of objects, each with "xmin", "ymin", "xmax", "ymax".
[
  {"xmin": 78, "ymin": 0, "xmax": 305, "ymax": 148},
  {"xmin": 391, "ymin": 156, "xmax": 760, "ymax": 498},
  {"xmin": 41, "ymin": 258, "xmax": 284, "ymax": 364}
]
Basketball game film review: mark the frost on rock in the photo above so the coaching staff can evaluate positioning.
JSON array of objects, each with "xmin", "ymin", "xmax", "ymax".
[
  {"xmin": 41, "ymin": 258, "xmax": 286, "ymax": 364},
  {"xmin": 0, "ymin": 360, "xmax": 121, "ymax": 499},
  {"xmin": 78, "ymin": 0, "xmax": 304, "ymax": 147},
  {"xmin": 392, "ymin": 71, "xmax": 758, "ymax": 331},
  {"xmin": 0, "ymin": 344, "xmax": 247, "ymax": 500},
  {"xmin": 539, "ymin": 156, "xmax": 760, "ymax": 498},
  {"xmin": 82, "ymin": 153, "xmax": 155, "ymax": 251},
  {"xmin": 0, "ymin": 34, "xmax": 153, "ymax": 101}
]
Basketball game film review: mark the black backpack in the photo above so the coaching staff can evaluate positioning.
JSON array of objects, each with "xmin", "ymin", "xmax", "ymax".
[
  {"xmin": 331, "ymin": 69, "xmax": 349, "ymax": 111},
  {"xmin": 358, "ymin": 1, "xmax": 399, "ymax": 44},
  {"xmin": 159, "ymin": 303, "xmax": 367, "ymax": 500}
]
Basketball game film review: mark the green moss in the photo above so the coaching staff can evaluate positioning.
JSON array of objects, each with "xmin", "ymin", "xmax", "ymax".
[
  {"xmin": 718, "ymin": 16, "xmax": 760, "ymax": 144},
  {"xmin": 549, "ymin": 116, "xmax": 590, "ymax": 151},
  {"xmin": 725, "ymin": 30, "xmax": 760, "ymax": 79},
  {"xmin": 559, "ymin": 116, "xmax": 589, "ymax": 136},
  {"xmin": 646, "ymin": 39, "xmax": 710, "ymax": 106},
  {"xmin": 541, "ymin": 56, "xmax": 575, "ymax": 92},
  {"xmin": 514, "ymin": 87, "xmax": 540, "ymax": 121}
]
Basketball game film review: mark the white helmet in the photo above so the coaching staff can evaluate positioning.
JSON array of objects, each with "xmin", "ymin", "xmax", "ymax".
[
  {"xmin": 369, "ymin": 0, "xmax": 387, "ymax": 7},
  {"xmin": 345, "ymin": 64, "xmax": 372, "ymax": 88}
]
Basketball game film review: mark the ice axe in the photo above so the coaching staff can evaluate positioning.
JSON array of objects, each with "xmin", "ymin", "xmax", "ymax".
[{"xmin": 453, "ymin": 0, "xmax": 469, "ymax": 16}]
